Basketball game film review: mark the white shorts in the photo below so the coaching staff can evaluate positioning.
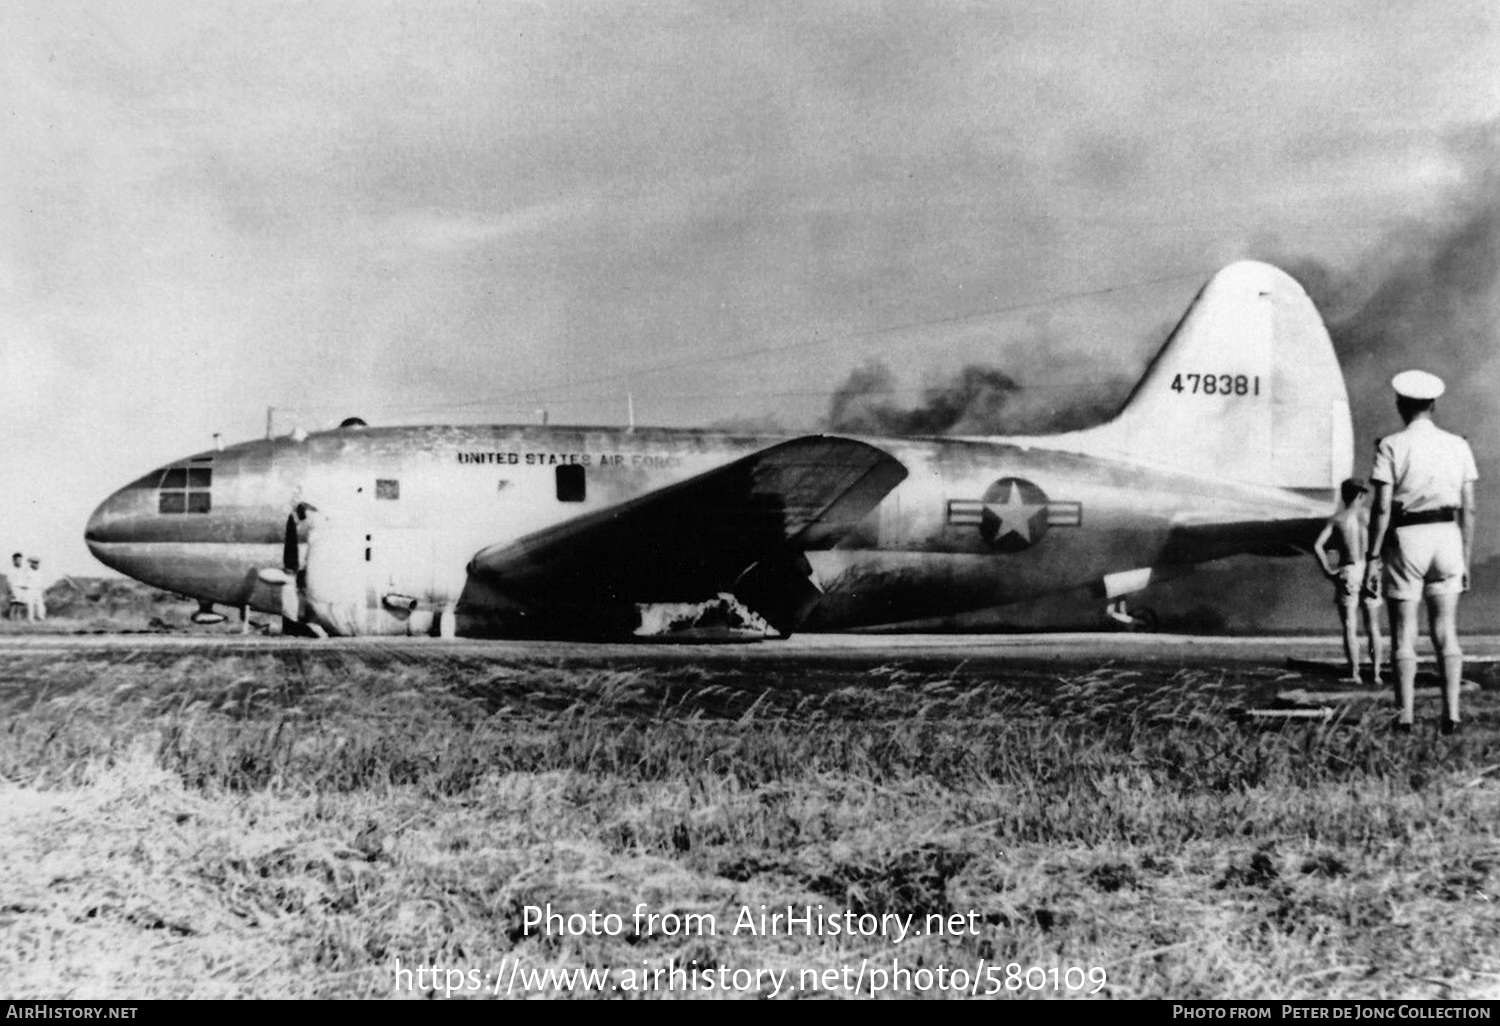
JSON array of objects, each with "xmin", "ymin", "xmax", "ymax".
[
  {"xmin": 1383, "ymin": 523, "xmax": 1466, "ymax": 601},
  {"xmin": 1334, "ymin": 562, "xmax": 1382, "ymax": 609}
]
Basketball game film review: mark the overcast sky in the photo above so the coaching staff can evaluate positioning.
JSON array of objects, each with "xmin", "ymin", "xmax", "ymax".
[{"xmin": 3, "ymin": 0, "xmax": 1497, "ymax": 578}]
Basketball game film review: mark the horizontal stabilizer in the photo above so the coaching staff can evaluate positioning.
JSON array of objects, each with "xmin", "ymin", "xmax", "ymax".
[{"xmin": 1157, "ymin": 516, "xmax": 1326, "ymax": 564}]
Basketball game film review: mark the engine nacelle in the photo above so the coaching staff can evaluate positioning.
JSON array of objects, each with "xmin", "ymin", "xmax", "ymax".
[{"xmin": 301, "ymin": 523, "xmax": 466, "ymax": 636}]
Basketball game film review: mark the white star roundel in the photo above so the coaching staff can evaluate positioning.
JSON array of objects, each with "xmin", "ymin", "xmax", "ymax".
[
  {"xmin": 945, "ymin": 478, "xmax": 1082, "ymax": 553},
  {"xmin": 979, "ymin": 477, "xmax": 1050, "ymax": 551}
]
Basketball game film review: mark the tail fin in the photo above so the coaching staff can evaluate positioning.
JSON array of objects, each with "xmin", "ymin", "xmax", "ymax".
[{"xmin": 1060, "ymin": 261, "xmax": 1352, "ymax": 493}]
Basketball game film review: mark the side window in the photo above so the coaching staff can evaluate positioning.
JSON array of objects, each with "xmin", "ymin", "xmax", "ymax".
[
  {"xmin": 159, "ymin": 466, "xmax": 212, "ymax": 514},
  {"xmin": 376, "ymin": 479, "xmax": 400, "ymax": 500},
  {"xmin": 556, "ymin": 464, "xmax": 585, "ymax": 502}
]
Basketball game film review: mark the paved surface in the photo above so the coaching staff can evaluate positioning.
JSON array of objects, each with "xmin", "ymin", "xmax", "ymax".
[{"xmin": 5, "ymin": 630, "xmax": 1500, "ymax": 674}]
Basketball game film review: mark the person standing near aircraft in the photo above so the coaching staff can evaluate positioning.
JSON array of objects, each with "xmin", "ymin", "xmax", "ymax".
[
  {"xmin": 5, "ymin": 552, "xmax": 27, "ymax": 620},
  {"xmin": 1363, "ymin": 370, "xmax": 1477, "ymax": 735},
  {"xmin": 1314, "ymin": 479, "xmax": 1384, "ymax": 684},
  {"xmin": 24, "ymin": 556, "xmax": 46, "ymax": 621}
]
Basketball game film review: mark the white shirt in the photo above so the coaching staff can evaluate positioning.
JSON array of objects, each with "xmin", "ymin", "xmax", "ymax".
[{"xmin": 1369, "ymin": 419, "xmax": 1478, "ymax": 513}]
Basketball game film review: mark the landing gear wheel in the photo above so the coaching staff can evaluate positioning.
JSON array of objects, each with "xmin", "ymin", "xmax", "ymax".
[{"xmin": 1106, "ymin": 599, "xmax": 1157, "ymax": 632}]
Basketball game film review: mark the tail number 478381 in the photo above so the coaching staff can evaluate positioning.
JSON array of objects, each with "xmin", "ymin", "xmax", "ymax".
[{"xmin": 1170, "ymin": 373, "xmax": 1261, "ymax": 396}]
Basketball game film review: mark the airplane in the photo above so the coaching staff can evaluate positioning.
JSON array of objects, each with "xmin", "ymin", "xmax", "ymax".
[{"xmin": 85, "ymin": 260, "xmax": 1353, "ymax": 639}]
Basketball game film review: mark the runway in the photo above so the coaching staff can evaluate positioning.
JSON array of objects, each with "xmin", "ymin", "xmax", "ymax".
[{"xmin": 5, "ymin": 629, "xmax": 1500, "ymax": 674}]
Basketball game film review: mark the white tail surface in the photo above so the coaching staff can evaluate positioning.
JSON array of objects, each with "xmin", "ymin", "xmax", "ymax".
[{"xmin": 1053, "ymin": 261, "xmax": 1352, "ymax": 491}]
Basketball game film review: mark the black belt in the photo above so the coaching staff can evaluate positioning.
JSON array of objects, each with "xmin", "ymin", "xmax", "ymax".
[{"xmin": 1395, "ymin": 507, "xmax": 1458, "ymax": 527}]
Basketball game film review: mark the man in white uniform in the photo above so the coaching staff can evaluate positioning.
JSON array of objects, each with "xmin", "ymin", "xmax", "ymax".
[
  {"xmin": 1362, "ymin": 370, "xmax": 1477, "ymax": 735},
  {"xmin": 24, "ymin": 556, "xmax": 46, "ymax": 621}
]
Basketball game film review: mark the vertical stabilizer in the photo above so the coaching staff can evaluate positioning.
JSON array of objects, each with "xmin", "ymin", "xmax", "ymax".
[{"xmin": 1057, "ymin": 261, "xmax": 1351, "ymax": 492}]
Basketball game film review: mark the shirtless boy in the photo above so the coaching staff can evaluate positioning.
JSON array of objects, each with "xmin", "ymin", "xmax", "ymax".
[{"xmin": 1314, "ymin": 479, "xmax": 1385, "ymax": 683}]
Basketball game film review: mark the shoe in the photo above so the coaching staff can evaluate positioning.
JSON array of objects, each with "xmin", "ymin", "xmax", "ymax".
[
  {"xmin": 1440, "ymin": 718, "xmax": 1461, "ymax": 736},
  {"xmin": 1392, "ymin": 720, "xmax": 1414, "ymax": 735}
]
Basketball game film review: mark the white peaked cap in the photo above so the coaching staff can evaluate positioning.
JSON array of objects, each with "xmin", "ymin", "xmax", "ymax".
[{"xmin": 1391, "ymin": 369, "xmax": 1445, "ymax": 400}]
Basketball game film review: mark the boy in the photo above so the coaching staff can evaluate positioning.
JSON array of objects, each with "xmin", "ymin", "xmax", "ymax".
[{"xmin": 1314, "ymin": 479, "xmax": 1385, "ymax": 683}]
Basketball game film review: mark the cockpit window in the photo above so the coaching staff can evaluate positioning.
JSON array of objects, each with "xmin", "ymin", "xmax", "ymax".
[{"xmin": 159, "ymin": 466, "xmax": 212, "ymax": 514}]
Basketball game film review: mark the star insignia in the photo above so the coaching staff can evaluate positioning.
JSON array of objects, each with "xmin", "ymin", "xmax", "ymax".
[
  {"xmin": 982, "ymin": 481, "xmax": 1046, "ymax": 543},
  {"xmin": 945, "ymin": 477, "xmax": 1082, "ymax": 552}
]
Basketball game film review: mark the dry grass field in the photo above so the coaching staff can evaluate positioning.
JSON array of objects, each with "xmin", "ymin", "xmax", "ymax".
[{"xmin": 1, "ymin": 635, "xmax": 1498, "ymax": 999}]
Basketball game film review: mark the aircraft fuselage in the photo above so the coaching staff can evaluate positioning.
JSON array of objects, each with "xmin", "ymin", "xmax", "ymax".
[{"xmin": 85, "ymin": 423, "xmax": 1329, "ymax": 636}]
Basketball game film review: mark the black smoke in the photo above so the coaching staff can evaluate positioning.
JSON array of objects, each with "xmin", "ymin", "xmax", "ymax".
[
  {"xmin": 828, "ymin": 361, "xmax": 1012, "ymax": 436},
  {"xmin": 1275, "ymin": 121, "xmax": 1500, "ymax": 520},
  {"xmin": 1171, "ymin": 124, "xmax": 1500, "ymax": 626},
  {"xmin": 825, "ymin": 356, "xmax": 1134, "ymax": 437},
  {"xmin": 818, "ymin": 120, "xmax": 1500, "ymax": 630},
  {"xmin": 827, "ymin": 123, "xmax": 1498, "ymax": 512}
]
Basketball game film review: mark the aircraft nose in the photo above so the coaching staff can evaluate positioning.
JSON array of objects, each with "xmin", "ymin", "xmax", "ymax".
[
  {"xmin": 86, "ymin": 489, "xmax": 126, "ymax": 570},
  {"xmin": 85, "ymin": 495, "xmax": 109, "ymax": 544},
  {"xmin": 85, "ymin": 474, "xmax": 159, "ymax": 570}
]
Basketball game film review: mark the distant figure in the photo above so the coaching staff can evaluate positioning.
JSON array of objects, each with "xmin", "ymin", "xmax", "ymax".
[
  {"xmin": 24, "ymin": 556, "xmax": 46, "ymax": 621},
  {"xmin": 1314, "ymin": 479, "xmax": 1384, "ymax": 683},
  {"xmin": 1363, "ymin": 370, "xmax": 1478, "ymax": 735},
  {"xmin": 7, "ymin": 552, "xmax": 29, "ymax": 621}
]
